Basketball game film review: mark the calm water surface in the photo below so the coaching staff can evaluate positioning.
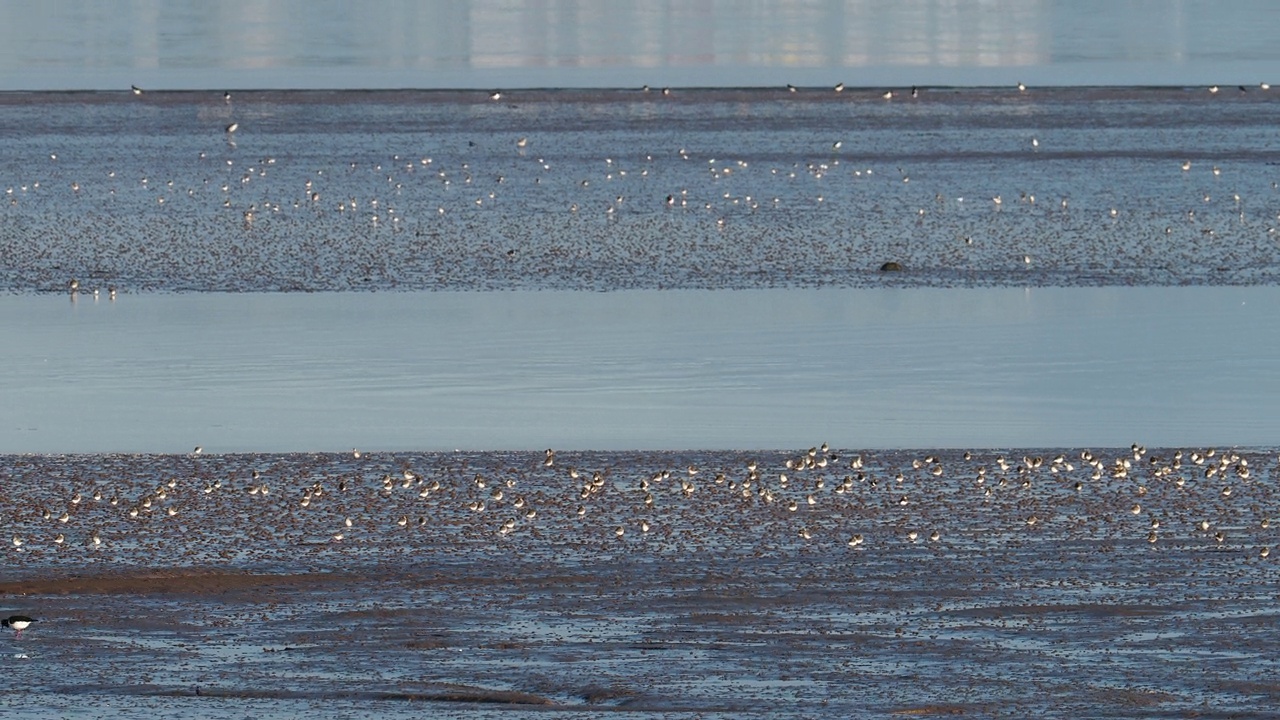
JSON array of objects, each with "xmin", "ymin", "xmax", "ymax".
[
  {"xmin": 2, "ymin": 0, "xmax": 1279, "ymax": 90},
  {"xmin": 3, "ymin": 286, "xmax": 1277, "ymax": 453}
]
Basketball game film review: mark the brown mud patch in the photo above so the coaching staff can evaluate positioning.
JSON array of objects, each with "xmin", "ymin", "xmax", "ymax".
[
  {"xmin": 0, "ymin": 568, "xmax": 354, "ymax": 597},
  {"xmin": 69, "ymin": 682, "xmax": 555, "ymax": 705}
]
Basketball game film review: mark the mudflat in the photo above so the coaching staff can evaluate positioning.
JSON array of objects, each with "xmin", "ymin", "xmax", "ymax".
[{"xmin": 1, "ymin": 448, "xmax": 1277, "ymax": 718}]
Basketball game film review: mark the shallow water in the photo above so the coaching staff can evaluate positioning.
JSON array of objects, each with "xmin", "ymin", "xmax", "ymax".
[
  {"xmin": 2, "ymin": 448, "xmax": 1279, "ymax": 718},
  {"xmin": 3, "ymin": 285, "xmax": 1280, "ymax": 453}
]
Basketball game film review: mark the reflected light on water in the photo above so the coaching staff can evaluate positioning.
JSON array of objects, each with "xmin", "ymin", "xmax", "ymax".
[
  {"xmin": 465, "ymin": 2, "xmax": 1047, "ymax": 71},
  {"xmin": 1, "ymin": 1, "xmax": 1279, "ymax": 89}
]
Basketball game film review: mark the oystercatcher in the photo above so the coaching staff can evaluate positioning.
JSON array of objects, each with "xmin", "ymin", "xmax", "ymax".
[{"xmin": 3, "ymin": 616, "xmax": 35, "ymax": 639}]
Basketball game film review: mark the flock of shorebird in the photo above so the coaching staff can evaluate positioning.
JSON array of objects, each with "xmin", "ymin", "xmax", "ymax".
[
  {"xmin": 1, "ymin": 440, "xmax": 1273, "ymax": 667},
  {"xmin": 6, "ymin": 85, "xmax": 1278, "ymax": 632},
  {"xmin": 2, "ymin": 445, "xmax": 1274, "ymax": 574},
  {"xmin": 6, "ymin": 80, "xmax": 1278, "ymax": 294}
]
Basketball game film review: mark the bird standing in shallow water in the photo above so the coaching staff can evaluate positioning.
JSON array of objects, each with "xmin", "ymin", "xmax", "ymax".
[{"xmin": 3, "ymin": 616, "xmax": 35, "ymax": 639}]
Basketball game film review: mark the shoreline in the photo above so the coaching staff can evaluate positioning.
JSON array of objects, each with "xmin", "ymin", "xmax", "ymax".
[{"xmin": 1, "ymin": 84, "xmax": 1271, "ymax": 99}]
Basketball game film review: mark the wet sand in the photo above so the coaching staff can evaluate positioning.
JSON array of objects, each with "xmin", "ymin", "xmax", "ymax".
[
  {"xmin": 3, "ymin": 87, "xmax": 1280, "ymax": 293},
  {"xmin": 2, "ymin": 448, "xmax": 1279, "ymax": 718},
  {"xmin": 0, "ymin": 569, "xmax": 350, "ymax": 597}
]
